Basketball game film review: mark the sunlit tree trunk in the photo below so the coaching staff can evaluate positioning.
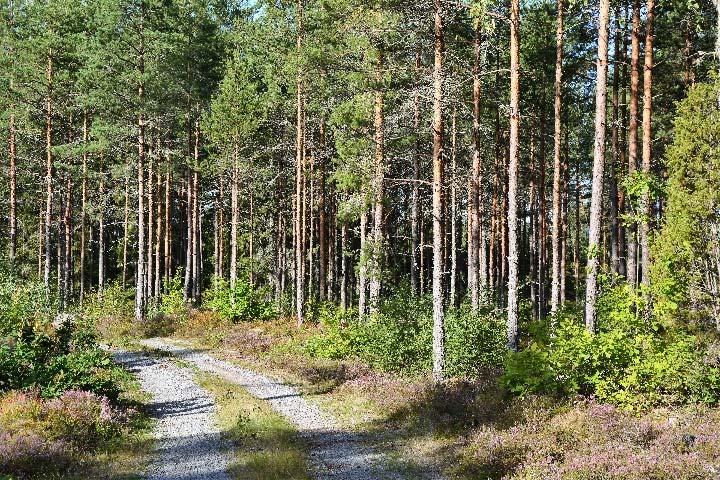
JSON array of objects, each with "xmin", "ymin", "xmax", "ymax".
[
  {"xmin": 640, "ymin": 0, "xmax": 655, "ymax": 288},
  {"xmin": 164, "ymin": 152, "xmax": 172, "ymax": 282},
  {"xmin": 369, "ymin": 52, "xmax": 385, "ymax": 314},
  {"xmin": 431, "ymin": 0, "xmax": 446, "ymax": 380},
  {"xmin": 584, "ymin": 0, "xmax": 611, "ymax": 332},
  {"xmin": 411, "ymin": 51, "xmax": 421, "ymax": 296},
  {"xmin": 230, "ymin": 143, "xmax": 239, "ymax": 289},
  {"xmin": 627, "ymin": 0, "xmax": 641, "ymax": 288},
  {"xmin": 295, "ymin": 0, "xmax": 306, "ymax": 326},
  {"xmin": 550, "ymin": 0, "xmax": 564, "ymax": 315},
  {"xmin": 44, "ymin": 54, "xmax": 53, "ymax": 297},
  {"xmin": 123, "ymin": 174, "xmax": 129, "ymax": 289},
  {"xmin": 80, "ymin": 113, "xmax": 88, "ymax": 302},
  {"xmin": 609, "ymin": 7, "xmax": 621, "ymax": 276},
  {"xmin": 469, "ymin": 27, "xmax": 483, "ymax": 311},
  {"xmin": 98, "ymin": 154, "xmax": 106, "ymax": 294},
  {"xmin": 507, "ymin": 0, "xmax": 521, "ymax": 350}
]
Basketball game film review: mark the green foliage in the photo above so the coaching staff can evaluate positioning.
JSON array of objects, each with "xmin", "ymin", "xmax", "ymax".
[
  {"xmin": 0, "ymin": 273, "xmax": 55, "ymax": 336},
  {"xmin": 0, "ymin": 321, "xmax": 128, "ymax": 401},
  {"xmin": 203, "ymin": 277, "xmax": 276, "ymax": 323},
  {"xmin": 303, "ymin": 294, "xmax": 506, "ymax": 377},
  {"xmin": 503, "ymin": 283, "xmax": 720, "ymax": 409},
  {"xmin": 158, "ymin": 273, "xmax": 187, "ymax": 320}
]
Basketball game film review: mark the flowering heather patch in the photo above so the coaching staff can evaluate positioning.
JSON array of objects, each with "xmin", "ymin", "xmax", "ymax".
[
  {"xmin": 458, "ymin": 399, "xmax": 720, "ymax": 479},
  {"xmin": 0, "ymin": 389, "xmax": 136, "ymax": 478}
]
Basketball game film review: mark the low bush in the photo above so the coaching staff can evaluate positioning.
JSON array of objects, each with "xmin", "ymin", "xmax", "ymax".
[
  {"xmin": 203, "ymin": 277, "xmax": 276, "ymax": 323},
  {"xmin": 0, "ymin": 273, "xmax": 55, "ymax": 336},
  {"xmin": 0, "ymin": 320, "xmax": 129, "ymax": 400},
  {"xmin": 303, "ymin": 294, "xmax": 507, "ymax": 377},
  {"xmin": 0, "ymin": 389, "xmax": 136, "ymax": 478},
  {"xmin": 503, "ymin": 282, "xmax": 720, "ymax": 409}
]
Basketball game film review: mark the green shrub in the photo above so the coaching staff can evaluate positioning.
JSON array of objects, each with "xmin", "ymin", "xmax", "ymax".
[
  {"xmin": 158, "ymin": 273, "xmax": 187, "ymax": 320},
  {"xmin": 0, "ymin": 273, "xmax": 55, "ymax": 336},
  {"xmin": 503, "ymin": 283, "xmax": 720, "ymax": 409},
  {"xmin": 204, "ymin": 277, "xmax": 276, "ymax": 323},
  {"xmin": 0, "ymin": 320, "xmax": 128, "ymax": 401},
  {"xmin": 303, "ymin": 294, "xmax": 507, "ymax": 377}
]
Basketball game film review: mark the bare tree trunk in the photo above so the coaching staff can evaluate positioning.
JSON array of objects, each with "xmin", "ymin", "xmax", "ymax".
[
  {"xmin": 431, "ymin": 0, "xmax": 446, "ymax": 380},
  {"xmin": 98, "ymin": 155, "xmax": 106, "ymax": 294},
  {"xmin": 318, "ymin": 122, "xmax": 327, "ymax": 301},
  {"xmin": 609, "ymin": 7, "xmax": 621, "ymax": 276},
  {"xmin": 450, "ymin": 105, "xmax": 458, "ymax": 307},
  {"xmin": 469, "ymin": 28, "xmax": 483, "ymax": 310},
  {"xmin": 184, "ymin": 172, "xmax": 192, "ymax": 300},
  {"xmin": 359, "ymin": 210, "xmax": 368, "ymax": 318},
  {"xmin": 147, "ymin": 143, "xmax": 154, "ymax": 304},
  {"xmin": 164, "ymin": 152, "xmax": 172, "ymax": 282},
  {"xmin": 584, "ymin": 0, "xmax": 610, "ymax": 332},
  {"xmin": 230, "ymin": 144, "xmax": 239, "ymax": 289},
  {"xmin": 340, "ymin": 222, "xmax": 349, "ymax": 310},
  {"xmin": 627, "ymin": 0, "xmax": 641, "ymax": 288},
  {"xmin": 8, "ymin": 102, "xmax": 17, "ymax": 263},
  {"xmin": 411, "ymin": 52, "xmax": 421, "ymax": 296},
  {"xmin": 193, "ymin": 119, "xmax": 201, "ymax": 301},
  {"xmin": 136, "ymin": 118, "xmax": 146, "ymax": 321},
  {"xmin": 295, "ymin": 0, "xmax": 306, "ymax": 326},
  {"xmin": 369, "ymin": 53, "xmax": 385, "ymax": 314},
  {"xmin": 640, "ymin": 0, "xmax": 655, "ymax": 288},
  {"xmin": 507, "ymin": 0, "xmax": 521, "ymax": 350},
  {"xmin": 63, "ymin": 176, "xmax": 72, "ymax": 307},
  {"xmin": 123, "ymin": 174, "xmax": 129, "ymax": 289},
  {"xmin": 80, "ymin": 113, "xmax": 88, "ymax": 302},
  {"xmin": 550, "ymin": 0, "xmax": 564, "ymax": 315},
  {"xmin": 155, "ymin": 160, "xmax": 162, "ymax": 299},
  {"xmin": 44, "ymin": 54, "xmax": 53, "ymax": 297}
]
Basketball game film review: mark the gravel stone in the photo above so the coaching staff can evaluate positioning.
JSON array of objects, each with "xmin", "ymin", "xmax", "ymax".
[
  {"xmin": 139, "ymin": 338, "xmax": 410, "ymax": 480},
  {"xmin": 113, "ymin": 349, "xmax": 232, "ymax": 480}
]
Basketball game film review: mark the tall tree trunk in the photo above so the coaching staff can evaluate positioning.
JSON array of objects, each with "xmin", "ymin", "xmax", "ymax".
[
  {"xmin": 431, "ymin": 0, "xmax": 446, "ymax": 380},
  {"xmin": 507, "ymin": 0, "xmax": 521, "ymax": 350},
  {"xmin": 340, "ymin": 222, "xmax": 350, "ymax": 310},
  {"xmin": 193, "ymin": 119, "xmax": 201, "ymax": 301},
  {"xmin": 230, "ymin": 144, "xmax": 239, "ymax": 289},
  {"xmin": 155, "ymin": 160, "xmax": 162, "ymax": 299},
  {"xmin": 550, "ymin": 0, "xmax": 564, "ymax": 315},
  {"xmin": 411, "ymin": 51, "xmax": 421, "ymax": 296},
  {"xmin": 80, "ymin": 113, "xmax": 88, "ymax": 302},
  {"xmin": 359, "ymin": 210, "xmax": 368, "ymax": 317},
  {"xmin": 8, "ymin": 105, "xmax": 17, "ymax": 264},
  {"xmin": 98, "ymin": 155, "xmax": 105, "ymax": 294},
  {"xmin": 609, "ymin": 7, "xmax": 621, "ymax": 276},
  {"xmin": 164, "ymin": 152, "xmax": 172, "ymax": 282},
  {"xmin": 640, "ymin": 0, "xmax": 655, "ymax": 288},
  {"xmin": 147, "ymin": 143, "xmax": 154, "ymax": 304},
  {"xmin": 295, "ymin": 0, "xmax": 306, "ymax": 326},
  {"xmin": 63, "ymin": 176, "xmax": 72, "ymax": 307},
  {"xmin": 318, "ymin": 122, "xmax": 327, "ymax": 301},
  {"xmin": 44, "ymin": 54, "xmax": 53, "ymax": 297},
  {"xmin": 184, "ymin": 172, "xmax": 192, "ymax": 300},
  {"xmin": 369, "ymin": 52, "xmax": 385, "ymax": 314},
  {"xmin": 584, "ymin": 0, "xmax": 611, "ymax": 332},
  {"xmin": 135, "ymin": 11, "xmax": 146, "ymax": 322},
  {"xmin": 469, "ymin": 27, "xmax": 483, "ymax": 310},
  {"xmin": 450, "ymin": 105, "xmax": 458, "ymax": 307},
  {"xmin": 627, "ymin": 0, "xmax": 641, "ymax": 288},
  {"xmin": 123, "ymin": 174, "xmax": 129, "ymax": 288}
]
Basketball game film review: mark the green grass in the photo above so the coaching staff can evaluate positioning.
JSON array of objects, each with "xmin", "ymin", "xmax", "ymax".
[{"xmin": 195, "ymin": 372, "xmax": 311, "ymax": 480}]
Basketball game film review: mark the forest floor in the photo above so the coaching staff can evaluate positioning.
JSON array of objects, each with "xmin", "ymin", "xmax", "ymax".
[{"xmin": 113, "ymin": 337, "xmax": 434, "ymax": 480}]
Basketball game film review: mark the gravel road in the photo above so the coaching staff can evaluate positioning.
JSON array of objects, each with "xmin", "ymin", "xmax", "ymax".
[
  {"xmin": 139, "ymin": 338, "xmax": 409, "ymax": 480},
  {"xmin": 112, "ymin": 349, "xmax": 232, "ymax": 480}
]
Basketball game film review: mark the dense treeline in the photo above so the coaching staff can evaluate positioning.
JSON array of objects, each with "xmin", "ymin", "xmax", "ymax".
[{"xmin": 1, "ymin": 0, "xmax": 719, "ymax": 382}]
